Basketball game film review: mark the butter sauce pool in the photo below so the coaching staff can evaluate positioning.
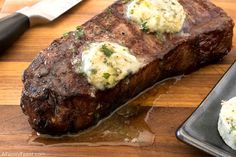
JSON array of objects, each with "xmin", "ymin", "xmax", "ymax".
[{"xmin": 28, "ymin": 76, "xmax": 183, "ymax": 147}]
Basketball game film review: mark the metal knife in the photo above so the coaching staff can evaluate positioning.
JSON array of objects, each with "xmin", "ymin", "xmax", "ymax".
[{"xmin": 0, "ymin": 0, "xmax": 82, "ymax": 52}]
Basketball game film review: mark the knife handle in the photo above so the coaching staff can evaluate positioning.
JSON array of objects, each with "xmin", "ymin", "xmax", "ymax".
[{"xmin": 0, "ymin": 13, "xmax": 30, "ymax": 52}]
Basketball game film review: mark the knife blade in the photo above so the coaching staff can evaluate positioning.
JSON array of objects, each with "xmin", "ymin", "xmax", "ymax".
[
  {"xmin": 18, "ymin": 0, "xmax": 83, "ymax": 26},
  {"xmin": 0, "ymin": 0, "xmax": 83, "ymax": 52}
]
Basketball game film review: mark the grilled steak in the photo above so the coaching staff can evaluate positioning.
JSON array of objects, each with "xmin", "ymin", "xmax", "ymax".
[{"xmin": 21, "ymin": 0, "xmax": 234, "ymax": 135}]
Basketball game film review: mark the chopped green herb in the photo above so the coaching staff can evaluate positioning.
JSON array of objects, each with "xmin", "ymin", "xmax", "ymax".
[
  {"xmin": 74, "ymin": 26, "xmax": 84, "ymax": 40},
  {"xmin": 130, "ymin": 9, "xmax": 134, "ymax": 14},
  {"xmin": 76, "ymin": 25, "xmax": 82, "ymax": 31},
  {"xmin": 100, "ymin": 44, "xmax": 115, "ymax": 57},
  {"xmin": 141, "ymin": 22, "xmax": 149, "ymax": 32},
  {"xmin": 103, "ymin": 73, "xmax": 111, "ymax": 79},
  {"xmin": 107, "ymin": 8, "xmax": 112, "ymax": 14},
  {"xmin": 103, "ymin": 58, "xmax": 108, "ymax": 64},
  {"xmin": 122, "ymin": 0, "xmax": 132, "ymax": 4},
  {"xmin": 76, "ymin": 67, "xmax": 86, "ymax": 77},
  {"xmin": 155, "ymin": 32, "xmax": 165, "ymax": 42},
  {"xmin": 75, "ymin": 31, "xmax": 83, "ymax": 40},
  {"xmin": 63, "ymin": 32, "xmax": 69, "ymax": 37},
  {"xmin": 230, "ymin": 125, "xmax": 236, "ymax": 133},
  {"xmin": 91, "ymin": 69, "xmax": 97, "ymax": 74}
]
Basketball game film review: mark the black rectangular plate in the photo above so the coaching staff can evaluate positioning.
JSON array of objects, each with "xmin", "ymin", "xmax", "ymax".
[{"xmin": 176, "ymin": 61, "xmax": 236, "ymax": 157}]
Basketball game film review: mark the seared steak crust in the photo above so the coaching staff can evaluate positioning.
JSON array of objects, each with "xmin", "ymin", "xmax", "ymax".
[{"xmin": 21, "ymin": 0, "xmax": 234, "ymax": 135}]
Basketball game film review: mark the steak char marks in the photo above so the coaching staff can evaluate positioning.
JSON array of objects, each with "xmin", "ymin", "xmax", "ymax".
[{"xmin": 21, "ymin": 0, "xmax": 234, "ymax": 135}]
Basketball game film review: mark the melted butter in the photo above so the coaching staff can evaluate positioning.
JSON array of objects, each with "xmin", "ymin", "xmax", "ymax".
[
  {"xmin": 127, "ymin": 0, "xmax": 186, "ymax": 33},
  {"xmin": 29, "ymin": 105, "xmax": 155, "ymax": 147},
  {"xmin": 74, "ymin": 42, "xmax": 143, "ymax": 90},
  {"xmin": 28, "ymin": 76, "xmax": 184, "ymax": 147}
]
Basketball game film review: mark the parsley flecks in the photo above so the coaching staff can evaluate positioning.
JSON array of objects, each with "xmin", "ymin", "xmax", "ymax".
[
  {"xmin": 76, "ymin": 25, "xmax": 82, "ymax": 31},
  {"xmin": 100, "ymin": 44, "xmax": 115, "ymax": 57},
  {"xmin": 77, "ymin": 67, "xmax": 86, "ymax": 77},
  {"xmin": 107, "ymin": 8, "xmax": 112, "ymax": 14},
  {"xmin": 63, "ymin": 32, "xmax": 69, "ymax": 37},
  {"xmin": 75, "ymin": 26, "xmax": 84, "ymax": 40},
  {"xmin": 130, "ymin": 9, "xmax": 134, "ymax": 14},
  {"xmin": 103, "ymin": 58, "xmax": 108, "ymax": 64},
  {"xmin": 91, "ymin": 69, "xmax": 97, "ymax": 74},
  {"xmin": 155, "ymin": 32, "xmax": 165, "ymax": 42},
  {"xmin": 141, "ymin": 22, "xmax": 149, "ymax": 32},
  {"xmin": 103, "ymin": 73, "xmax": 111, "ymax": 79},
  {"xmin": 122, "ymin": 0, "xmax": 132, "ymax": 4},
  {"xmin": 230, "ymin": 125, "xmax": 236, "ymax": 133}
]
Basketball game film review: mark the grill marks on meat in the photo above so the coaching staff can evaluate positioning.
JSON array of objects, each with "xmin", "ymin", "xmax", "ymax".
[{"xmin": 21, "ymin": 0, "xmax": 234, "ymax": 135}]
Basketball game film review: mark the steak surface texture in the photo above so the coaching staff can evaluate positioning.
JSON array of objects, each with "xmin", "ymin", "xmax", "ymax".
[{"xmin": 21, "ymin": 0, "xmax": 234, "ymax": 135}]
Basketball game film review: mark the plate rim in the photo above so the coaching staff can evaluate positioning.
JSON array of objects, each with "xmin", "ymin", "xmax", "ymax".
[{"xmin": 175, "ymin": 60, "xmax": 236, "ymax": 157}]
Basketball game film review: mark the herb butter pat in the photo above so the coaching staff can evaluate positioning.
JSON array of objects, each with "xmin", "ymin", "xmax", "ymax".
[
  {"xmin": 127, "ymin": 0, "xmax": 186, "ymax": 33},
  {"xmin": 218, "ymin": 97, "xmax": 236, "ymax": 150},
  {"xmin": 78, "ymin": 42, "xmax": 142, "ymax": 90}
]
